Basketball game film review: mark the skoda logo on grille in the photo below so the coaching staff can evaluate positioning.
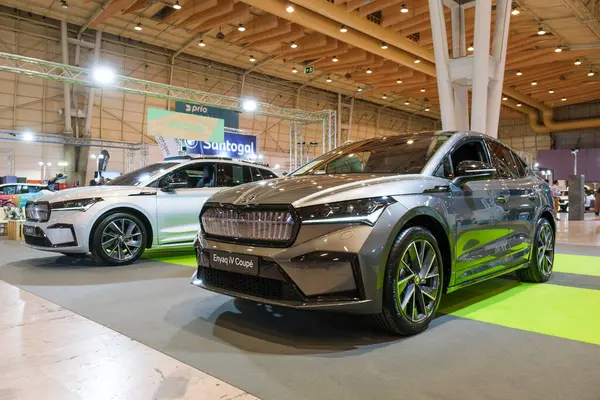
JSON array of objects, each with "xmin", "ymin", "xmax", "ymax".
[{"xmin": 238, "ymin": 195, "xmax": 256, "ymax": 204}]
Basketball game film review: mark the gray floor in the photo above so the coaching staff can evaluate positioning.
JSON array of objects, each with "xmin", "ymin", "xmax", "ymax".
[{"xmin": 1, "ymin": 240, "xmax": 599, "ymax": 400}]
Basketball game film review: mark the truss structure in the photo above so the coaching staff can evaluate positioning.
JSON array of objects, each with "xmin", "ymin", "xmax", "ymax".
[
  {"xmin": 0, "ymin": 52, "xmax": 331, "ymax": 123},
  {"xmin": 0, "ymin": 130, "xmax": 146, "ymax": 150}
]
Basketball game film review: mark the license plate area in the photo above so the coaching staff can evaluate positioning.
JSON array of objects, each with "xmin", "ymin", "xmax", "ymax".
[
  {"xmin": 23, "ymin": 225, "xmax": 41, "ymax": 237},
  {"xmin": 208, "ymin": 250, "xmax": 259, "ymax": 276}
]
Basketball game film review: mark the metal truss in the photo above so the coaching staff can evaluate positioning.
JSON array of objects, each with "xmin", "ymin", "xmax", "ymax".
[
  {"xmin": 0, "ymin": 52, "xmax": 330, "ymax": 123},
  {"xmin": 0, "ymin": 130, "xmax": 146, "ymax": 150}
]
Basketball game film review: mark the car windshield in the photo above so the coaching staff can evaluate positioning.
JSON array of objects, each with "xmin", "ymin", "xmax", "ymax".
[
  {"xmin": 107, "ymin": 162, "xmax": 178, "ymax": 186},
  {"xmin": 290, "ymin": 133, "xmax": 448, "ymax": 176}
]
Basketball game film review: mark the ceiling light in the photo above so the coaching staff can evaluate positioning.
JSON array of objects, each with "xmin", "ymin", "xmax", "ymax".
[
  {"xmin": 381, "ymin": 42, "xmax": 388, "ymax": 49},
  {"xmin": 292, "ymin": 67, "xmax": 297, "ymax": 73},
  {"xmin": 404, "ymin": 101, "xmax": 410, "ymax": 105},
  {"xmin": 238, "ymin": 24, "xmax": 246, "ymax": 32},
  {"xmin": 420, "ymin": 88, "xmax": 425, "ymax": 92},
  {"xmin": 511, "ymin": 7, "xmax": 520, "ymax": 15},
  {"xmin": 382, "ymin": 94, "xmax": 387, "ymax": 99},
  {"xmin": 502, "ymin": 96, "xmax": 508, "ymax": 101},
  {"xmin": 92, "ymin": 65, "xmax": 116, "ymax": 85},
  {"xmin": 340, "ymin": 25, "xmax": 348, "ymax": 33},
  {"xmin": 134, "ymin": 22, "xmax": 142, "ymax": 31},
  {"xmin": 554, "ymin": 46, "xmax": 562, "ymax": 53},
  {"xmin": 396, "ymin": 79, "xmax": 402, "ymax": 84},
  {"xmin": 286, "ymin": 3, "xmax": 295, "ymax": 13},
  {"xmin": 290, "ymin": 41, "xmax": 297, "ymax": 48},
  {"xmin": 549, "ymin": 89, "xmax": 555, "ymax": 94},
  {"xmin": 467, "ymin": 44, "xmax": 474, "ymax": 52},
  {"xmin": 366, "ymin": 68, "xmax": 372, "ymax": 74},
  {"xmin": 400, "ymin": 4, "xmax": 409, "ymax": 13},
  {"xmin": 242, "ymin": 99, "xmax": 258, "ymax": 112},
  {"xmin": 249, "ymin": 55, "xmax": 256, "ymax": 62},
  {"xmin": 22, "ymin": 131, "xmax": 35, "ymax": 141},
  {"xmin": 538, "ymin": 26, "xmax": 546, "ymax": 35},
  {"xmin": 425, "ymin": 108, "xmax": 430, "ymax": 112},
  {"xmin": 414, "ymin": 57, "xmax": 421, "ymax": 64},
  {"xmin": 172, "ymin": 1, "xmax": 181, "ymax": 10},
  {"xmin": 516, "ymin": 70, "xmax": 522, "ymax": 76},
  {"xmin": 90, "ymin": 154, "xmax": 97, "ymax": 159},
  {"xmin": 46, "ymin": 162, "xmax": 52, "ymax": 166},
  {"xmin": 407, "ymin": 140, "xmax": 414, "ymax": 145},
  {"xmin": 516, "ymin": 103, "xmax": 522, "ymax": 107},
  {"xmin": 574, "ymin": 59, "xmax": 582, "ymax": 65},
  {"xmin": 357, "ymin": 87, "xmax": 363, "ymax": 92},
  {"xmin": 198, "ymin": 39, "xmax": 206, "ymax": 47},
  {"xmin": 561, "ymin": 97, "xmax": 567, "ymax": 101},
  {"xmin": 60, "ymin": 0, "xmax": 68, "ymax": 9},
  {"xmin": 58, "ymin": 161, "xmax": 69, "ymax": 167},
  {"xmin": 38, "ymin": 161, "xmax": 44, "ymax": 166},
  {"xmin": 588, "ymin": 70, "xmax": 595, "ymax": 76},
  {"xmin": 531, "ymin": 81, "xmax": 537, "ymax": 86},
  {"xmin": 326, "ymin": 76, "xmax": 332, "ymax": 83},
  {"xmin": 332, "ymin": 55, "xmax": 338, "ymax": 62}
]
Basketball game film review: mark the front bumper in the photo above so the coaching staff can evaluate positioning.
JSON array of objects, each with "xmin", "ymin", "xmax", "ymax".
[{"xmin": 23, "ymin": 211, "xmax": 92, "ymax": 253}]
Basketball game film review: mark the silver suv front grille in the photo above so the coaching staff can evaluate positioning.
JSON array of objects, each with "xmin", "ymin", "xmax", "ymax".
[{"xmin": 201, "ymin": 206, "xmax": 296, "ymax": 245}]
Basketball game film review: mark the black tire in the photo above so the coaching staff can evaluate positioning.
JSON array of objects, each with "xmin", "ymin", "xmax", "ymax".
[
  {"xmin": 516, "ymin": 218, "xmax": 554, "ymax": 283},
  {"xmin": 90, "ymin": 212, "xmax": 147, "ymax": 266},
  {"xmin": 373, "ymin": 226, "xmax": 444, "ymax": 336}
]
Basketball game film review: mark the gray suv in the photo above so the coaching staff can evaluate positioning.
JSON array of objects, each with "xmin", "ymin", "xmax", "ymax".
[{"xmin": 192, "ymin": 131, "xmax": 555, "ymax": 335}]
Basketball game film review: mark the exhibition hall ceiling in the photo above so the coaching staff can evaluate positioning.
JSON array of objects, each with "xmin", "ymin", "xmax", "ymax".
[{"xmin": 5, "ymin": 0, "xmax": 600, "ymax": 120}]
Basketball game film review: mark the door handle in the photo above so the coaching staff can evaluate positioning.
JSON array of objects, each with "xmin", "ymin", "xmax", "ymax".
[{"xmin": 496, "ymin": 196, "xmax": 508, "ymax": 204}]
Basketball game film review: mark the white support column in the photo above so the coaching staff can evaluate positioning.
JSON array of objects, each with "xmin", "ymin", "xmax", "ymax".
[
  {"xmin": 429, "ymin": 0, "xmax": 457, "ymax": 131},
  {"xmin": 470, "ymin": 0, "xmax": 492, "ymax": 133},
  {"xmin": 60, "ymin": 21, "xmax": 73, "ymax": 134},
  {"xmin": 84, "ymin": 30, "xmax": 102, "ymax": 136},
  {"xmin": 450, "ymin": 4, "xmax": 469, "ymax": 131}
]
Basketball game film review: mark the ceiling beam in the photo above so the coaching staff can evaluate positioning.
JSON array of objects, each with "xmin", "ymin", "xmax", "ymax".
[
  {"xmin": 89, "ymin": 0, "xmax": 135, "ymax": 27},
  {"xmin": 191, "ymin": 3, "xmax": 251, "ymax": 33},
  {"xmin": 228, "ymin": 15, "xmax": 279, "ymax": 42},
  {"xmin": 162, "ymin": 0, "xmax": 218, "ymax": 24},
  {"xmin": 179, "ymin": 0, "xmax": 234, "ymax": 29}
]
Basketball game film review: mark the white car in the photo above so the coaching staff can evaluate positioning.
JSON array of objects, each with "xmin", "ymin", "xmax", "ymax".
[
  {"xmin": 558, "ymin": 187, "xmax": 595, "ymax": 212},
  {"xmin": 23, "ymin": 156, "xmax": 280, "ymax": 265}
]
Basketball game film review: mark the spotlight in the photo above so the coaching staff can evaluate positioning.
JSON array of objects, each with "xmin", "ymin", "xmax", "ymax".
[
  {"xmin": 420, "ymin": 88, "xmax": 425, "ymax": 92},
  {"xmin": 502, "ymin": 97, "xmax": 508, "ymax": 101},
  {"xmin": 588, "ymin": 70, "xmax": 595, "ymax": 76},
  {"xmin": 382, "ymin": 94, "xmax": 387, "ymax": 99},
  {"xmin": 561, "ymin": 97, "xmax": 567, "ymax": 101},
  {"xmin": 554, "ymin": 46, "xmax": 562, "ymax": 53},
  {"xmin": 249, "ymin": 55, "xmax": 256, "ymax": 63},
  {"xmin": 516, "ymin": 70, "xmax": 522, "ymax": 76},
  {"xmin": 134, "ymin": 22, "xmax": 142, "ymax": 31},
  {"xmin": 199, "ymin": 39, "xmax": 206, "ymax": 47},
  {"xmin": 516, "ymin": 103, "xmax": 522, "ymax": 107},
  {"xmin": 326, "ymin": 76, "xmax": 332, "ymax": 83},
  {"xmin": 574, "ymin": 59, "xmax": 582, "ymax": 65},
  {"xmin": 467, "ymin": 44, "xmax": 474, "ymax": 52},
  {"xmin": 538, "ymin": 26, "xmax": 546, "ymax": 35},
  {"xmin": 290, "ymin": 41, "xmax": 297, "ymax": 48},
  {"xmin": 511, "ymin": 7, "xmax": 520, "ymax": 15},
  {"xmin": 286, "ymin": 3, "xmax": 294, "ymax": 13},
  {"xmin": 425, "ymin": 108, "xmax": 430, "ymax": 112},
  {"xmin": 404, "ymin": 101, "xmax": 410, "ymax": 105},
  {"xmin": 381, "ymin": 42, "xmax": 388, "ymax": 49},
  {"xmin": 396, "ymin": 79, "xmax": 402, "ymax": 84},
  {"xmin": 549, "ymin": 89, "xmax": 554, "ymax": 94},
  {"xmin": 357, "ymin": 87, "xmax": 363, "ymax": 92},
  {"xmin": 46, "ymin": 162, "xmax": 52, "ymax": 166},
  {"xmin": 92, "ymin": 65, "xmax": 116, "ymax": 85},
  {"xmin": 60, "ymin": 0, "xmax": 68, "ymax": 9},
  {"xmin": 366, "ymin": 68, "xmax": 372, "ymax": 74},
  {"xmin": 414, "ymin": 57, "xmax": 421, "ymax": 64},
  {"xmin": 340, "ymin": 25, "xmax": 347, "ymax": 33},
  {"xmin": 22, "ymin": 131, "xmax": 35, "ymax": 141},
  {"xmin": 238, "ymin": 24, "xmax": 246, "ymax": 32},
  {"xmin": 531, "ymin": 81, "xmax": 537, "ymax": 86},
  {"xmin": 38, "ymin": 161, "xmax": 44, "ymax": 166},
  {"xmin": 292, "ymin": 67, "xmax": 297, "ymax": 73},
  {"xmin": 242, "ymin": 99, "xmax": 257, "ymax": 112},
  {"xmin": 332, "ymin": 55, "xmax": 338, "ymax": 62},
  {"xmin": 173, "ymin": 1, "xmax": 181, "ymax": 10},
  {"xmin": 407, "ymin": 140, "xmax": 414, "ymax": 145},
  {"xmin": 400, "ymin": 4, "xmax": 408, "ymax": 13}
]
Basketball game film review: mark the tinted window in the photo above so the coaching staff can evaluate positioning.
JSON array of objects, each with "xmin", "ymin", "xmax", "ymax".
[
  {"xmin": 487, "ymin": 141, "xmax": 518, "ymax": 178},
  {"xmin": 0, "ymin": 185, "xmax": 17, "ymax": 195},
  {"xmin": 449, "ymin": 140, "xmax": 489, "ymax": 173},
  {"xmin": 108, "ymin": 162, "xmax": 178, "ymax": 186},
  {"xmin": 290, "ymin": 134, "xmax": 449, "ymax": 176},
  {"xmin": 250, "ymin": 167, "xmax": 265, "ymax": 182},
  {"xmin": 158, "ymin": 162, "xmax": 217, "ymax": 188},
  {"xmin": 21, "ymin": 185, "xmax": 42, "ymax": 194},
  {"xmin": 219, "ymin": 163, "xmax": 253, "ymax": 187},
  {"xmin": 434, "ymin": 157, "xmax": 453, "ymax": 179},
  {"xmin": 513, "ymin": 153, "xmax": 528, "ymax": 178},
  {"xmin": 260, "ymin": 168, "xmax": 277, "ymax": 180}
]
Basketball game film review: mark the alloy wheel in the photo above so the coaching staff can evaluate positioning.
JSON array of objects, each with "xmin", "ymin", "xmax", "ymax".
[
  {"xmin": 101, "ymin": 218, "xmax": 143, "ymax": 261},
  {"xmin": 537, "ymin": 223, "xmax": 554, "ymax": 276},
  {"xmin": 396, "ymin": 239, "xmax": 441, "ymax": 323}
]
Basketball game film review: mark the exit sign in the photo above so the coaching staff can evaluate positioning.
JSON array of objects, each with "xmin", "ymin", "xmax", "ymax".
[{"xmin": 304, "ymin": 65, "xmax": 314, "ymax": 74}]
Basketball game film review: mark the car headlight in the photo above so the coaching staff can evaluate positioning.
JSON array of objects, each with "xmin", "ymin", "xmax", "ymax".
[
  {"xmin": 297, "ymin": 197, "xmax": 396, "ymax": 226},
  {"xmin": 26, "ymin": 202, "xmax": 51, "ymax": 222},
  {"xmin": 51, "ymin": 198, "xmax": 103, "ymax": 211}
]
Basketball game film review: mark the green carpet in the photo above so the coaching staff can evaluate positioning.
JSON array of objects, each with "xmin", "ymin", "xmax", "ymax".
[
  {"xmin": 440, "ymin": 278, "xmax": 600, "ymax": 346},
  {"xmin": 553, "ymin": 254, "xmax": 600, "ymax": 276},
  {"xmin": 143, "ymin": 250, "xmax": 197, "ymax": 267}
]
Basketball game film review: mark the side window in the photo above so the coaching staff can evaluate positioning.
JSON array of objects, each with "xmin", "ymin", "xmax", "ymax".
[
  {"xmin": 449, "ymin": 140, "xmax": 488, "ymax": 173},
  {"xmin": 512, "ymin": 152, "xmax": 528, "ymax": 178},
  {"xmin": 21, "ymin": 185, "xmax": 42, "ymax": 194},
  {"xmin": 433, "ymin": 157, "xmax": 453, "ymax": 179},
  {"xmin": 219, "ymin": 163, "xmax": 253, "ymax": 187},
  {"xmin": 250, "ymin": 167, "xmax": 265, "ymax": 182},
  {"xmin": 157, "ymin": 162, "xmax": 217, "ymax": 188},
  {"xmin": 1, "ymin": 185, "xmax": 17, "ymax": 195},
  {"xmin": 259, "ymin": 168, "xmax": 277, "ymax": 180},
  {"xmin": 487, "ymin": 141, "xmax": 518, "ymax": 179}
]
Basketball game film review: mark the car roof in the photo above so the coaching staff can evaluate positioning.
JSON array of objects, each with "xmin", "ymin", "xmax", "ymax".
[
  {"xmin": 164, "ymin": 155, "xmax": 276, "ymax": 170},
  {"xmin": 0, "ymin": 183, "xmax": 44, "ymax": 186}
]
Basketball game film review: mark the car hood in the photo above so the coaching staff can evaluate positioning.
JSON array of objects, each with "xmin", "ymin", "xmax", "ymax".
[
  {"xmin": 208, "ymin": 174, "xmax": 443, "ymax": 208},
  {"xmin": 35, "ymin": 186, "xmax": 153, "ymax": 203}
]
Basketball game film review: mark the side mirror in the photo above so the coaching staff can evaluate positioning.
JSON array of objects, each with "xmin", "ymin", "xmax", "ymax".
[
  {"xmin": 452, "ymin": 160, "xmax": 497, "ymax": 187},
  {"xmin": 161, "ymin": 177, "xmax": 188, "ymax": 192}
]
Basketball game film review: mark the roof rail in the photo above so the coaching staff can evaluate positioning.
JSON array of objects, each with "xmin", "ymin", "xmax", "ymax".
[{"xmin": 164, "ymin": 154, "xmax": 234, "ymax": 161}]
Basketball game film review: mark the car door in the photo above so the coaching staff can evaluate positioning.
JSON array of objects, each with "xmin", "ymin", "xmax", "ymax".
[
  {"xmin": 442, "ymin": 139, "xmax": 512, "ymax": 286},
  {"xmin": 486, "ymin": 141, "xmax": 538, "ymax": 265},
  {"xmin": 0, "ymin": 184, "xmax": 19, "ymax": 207},
  {"xmin": 155, "ymin": 162, "xmax": 220, "ymax": 245}
]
